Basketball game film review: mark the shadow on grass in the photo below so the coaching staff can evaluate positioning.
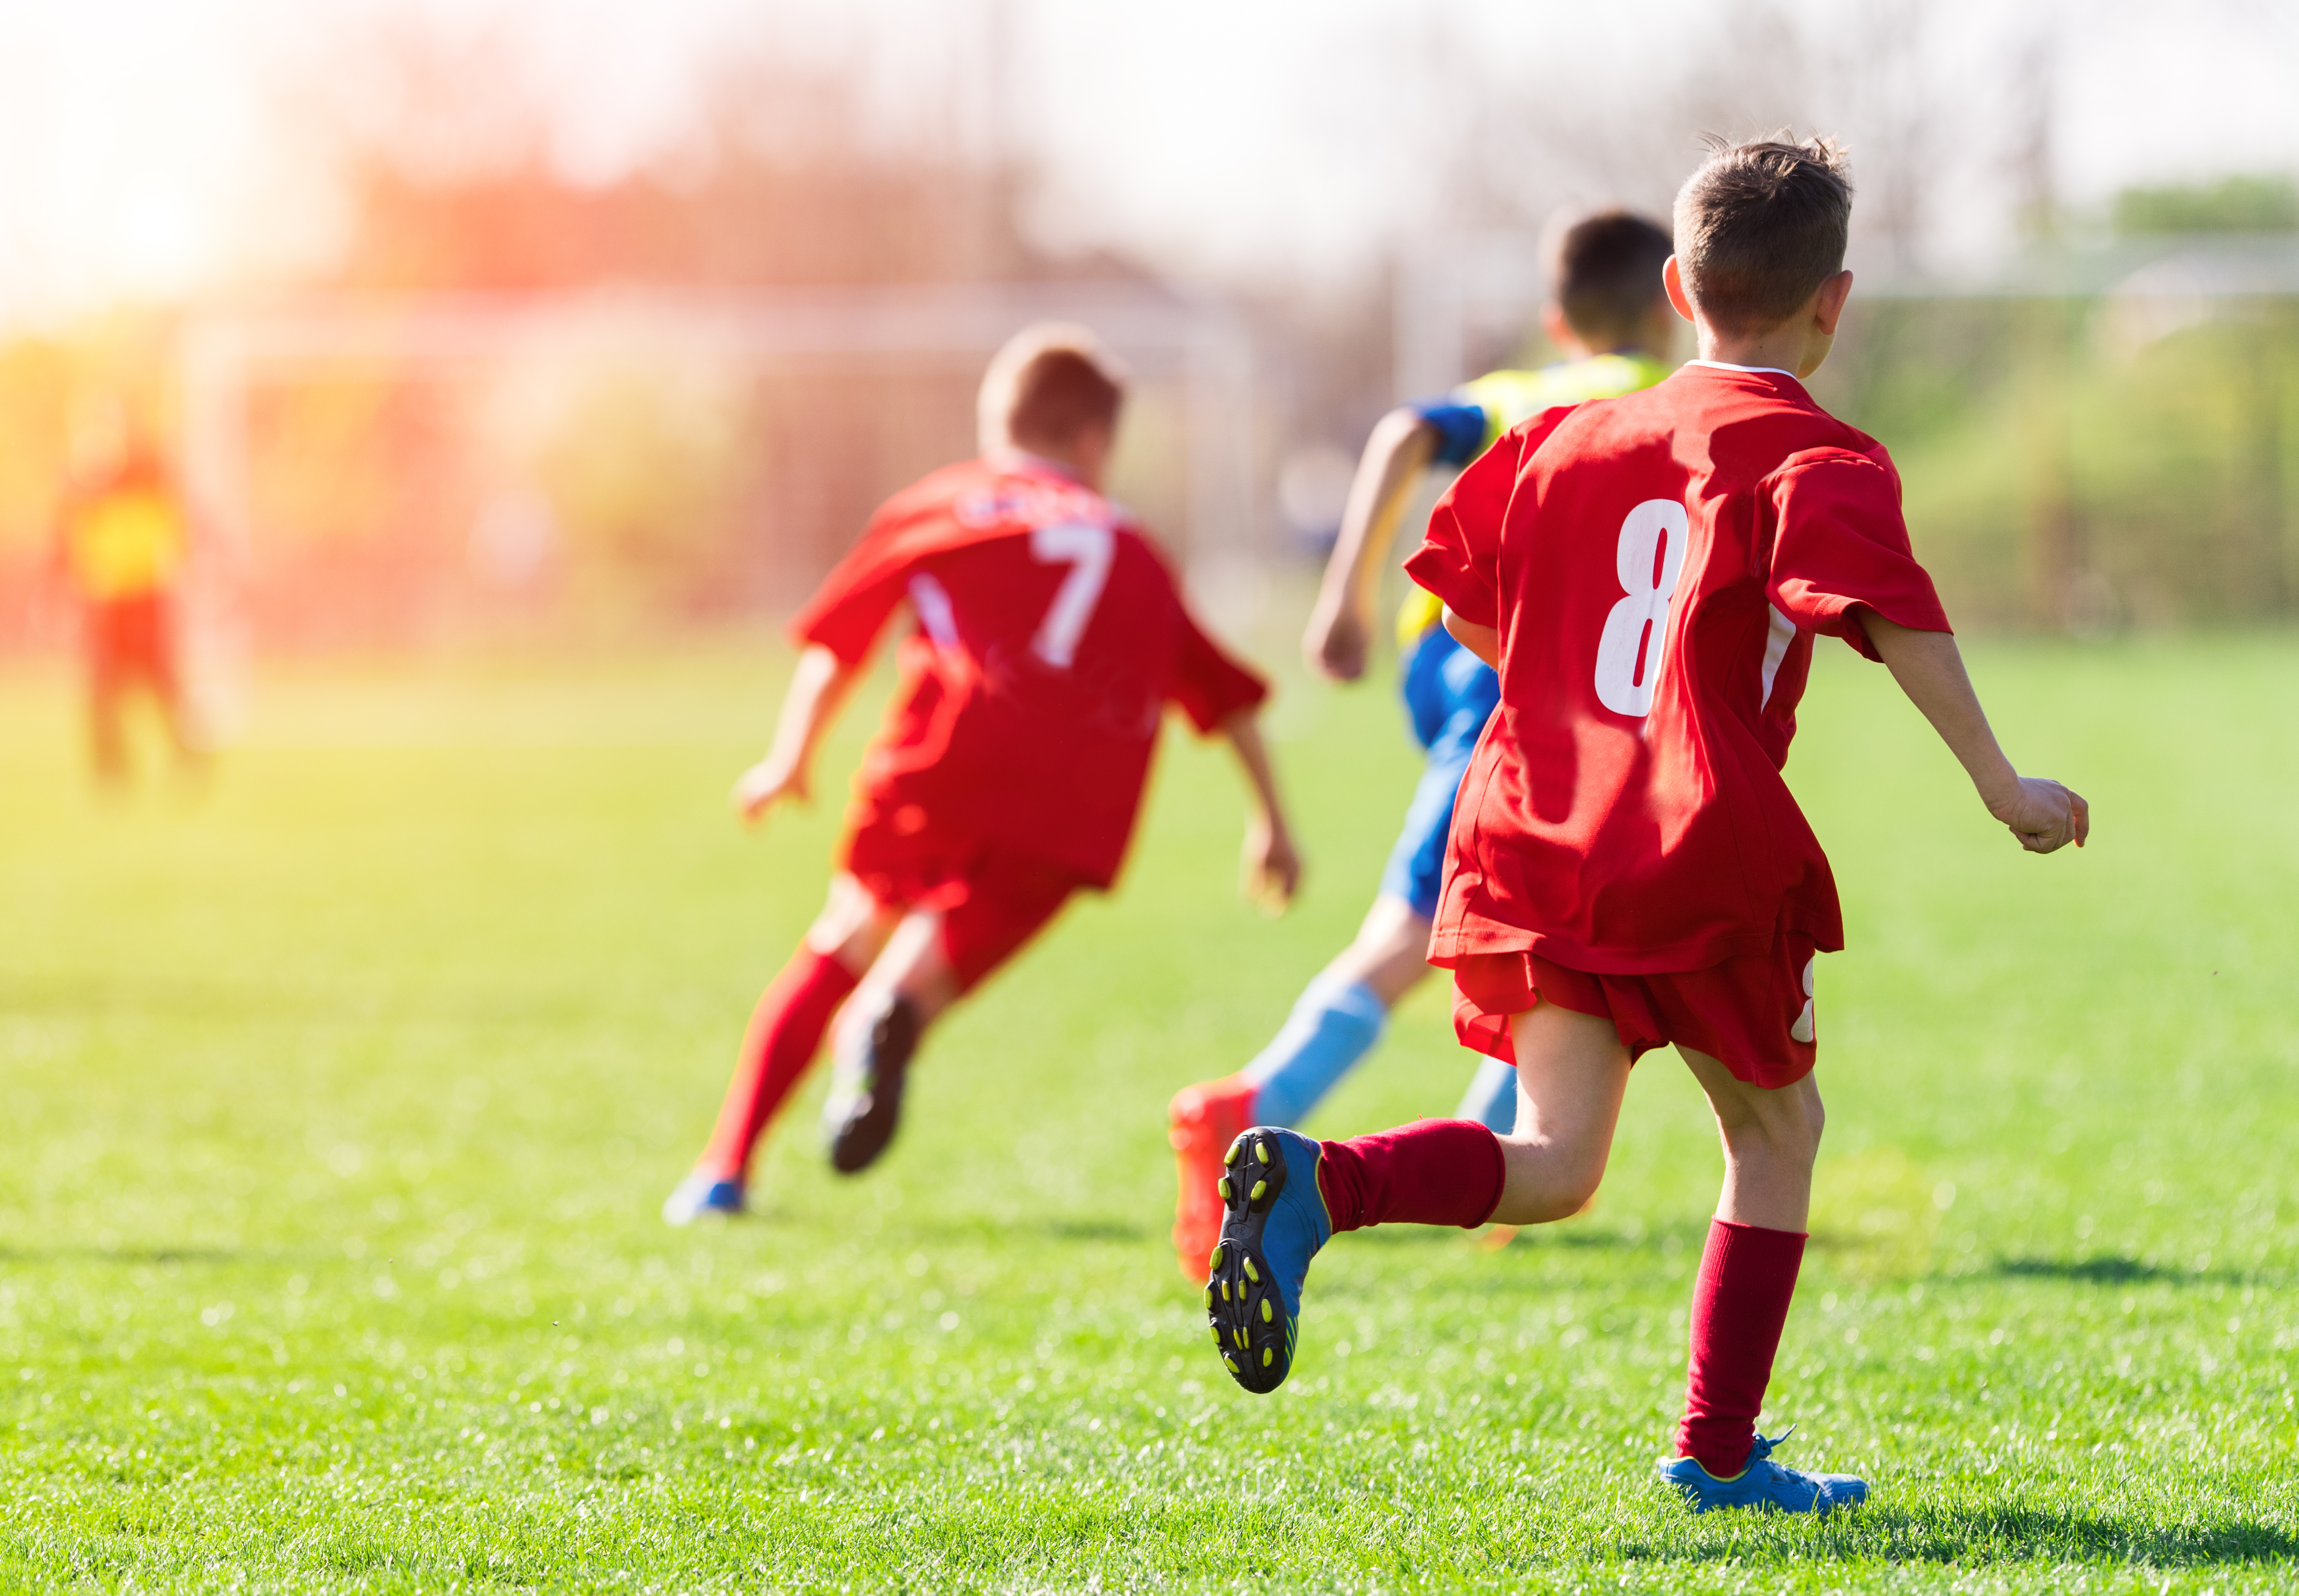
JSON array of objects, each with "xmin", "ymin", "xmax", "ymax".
[
  {"xmin": 1627, "ymin": 1504, "xmax": 2299, "ymax": 1568},
  {"xmin": 0, "ymin": 1245, "xmax": 239, "ymax": 1266},
  {"xmin": 0, "ymin": 971, "xmax": 583, "ymax": 1029},
  {"xmin": 1347, "ymin": 1219, "xmax": 1693, "ymax": 1252},
  {"xmin": 1993, "ymin": 1255, "xmax": 2273, "ymax": 1287},
  {"xmin": 1039, "ymin": 1218, "xmax": 1151, "ymax": 1244}
]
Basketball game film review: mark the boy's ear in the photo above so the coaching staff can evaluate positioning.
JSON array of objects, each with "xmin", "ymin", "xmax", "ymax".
[
  {"xmin": 1814, "ymin": 269, "xmax": 1854, "ymax": 336},
  {"xmin": 1663, "ymin": 257, "xmax": 1697, "ymax": 323}
]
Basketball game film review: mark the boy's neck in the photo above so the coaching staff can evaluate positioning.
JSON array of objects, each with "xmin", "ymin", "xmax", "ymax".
[{"xmin": 1694, "ymin": 324, "xmax": 1818, "ymax": 377}]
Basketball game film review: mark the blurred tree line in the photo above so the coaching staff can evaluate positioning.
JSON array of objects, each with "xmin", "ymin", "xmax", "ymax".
[{"xmin": 1815, "ymin": 176, "xmax": 2299, "ymax": 631}]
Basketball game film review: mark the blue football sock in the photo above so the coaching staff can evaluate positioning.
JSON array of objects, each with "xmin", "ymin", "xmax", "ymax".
[
  {"xmin": 1239, "ymin": 974, "xmax": 1387, "ymax": 1128},
  {"xmin": 1455, "ymin": 1057, "xmax": 1519, "ymax": 1134}
]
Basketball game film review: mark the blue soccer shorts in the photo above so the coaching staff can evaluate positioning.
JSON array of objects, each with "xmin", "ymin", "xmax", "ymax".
[{"xmin": 1379, "ymin": 629, "xmax": 1500, "ymax": 920}]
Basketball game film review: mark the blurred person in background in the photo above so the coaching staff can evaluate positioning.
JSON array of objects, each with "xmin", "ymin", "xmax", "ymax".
[
  {"xmin": 664, "ymin": 323, "xmax": 1301, "ymax": 1225},
  {"xmin": 52, "ymin": 401, "xmax": 207, "ymax": 791},
  {"xmin": 1166, "ymin": 209, "xmax": 1679, "ymax": 1277}
]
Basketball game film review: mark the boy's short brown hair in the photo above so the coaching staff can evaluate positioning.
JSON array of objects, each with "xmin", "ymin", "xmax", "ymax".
[
  {"xmin": 977, "ymin": 323, "xmax": 1126, "ymax": 454},
  {"xmin": 1672, "ymin": 136, "xmax": 1853, "ymax": 335},
  {"xmin": 1547, "ymin": 209, "xmax": 1674, "ymax": 347}
]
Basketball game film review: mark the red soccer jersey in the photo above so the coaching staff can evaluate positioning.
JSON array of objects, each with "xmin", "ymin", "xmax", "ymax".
[
  {"xmin": 791, "ymin": 455, "xmax": 1268, "ymax": 890},
  {"xmin": 1404, "ymin": 363, "xmax": 1953, "ymax": 974}
]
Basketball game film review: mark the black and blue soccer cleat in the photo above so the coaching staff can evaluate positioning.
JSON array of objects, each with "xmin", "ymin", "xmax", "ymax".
[
  {"xmin": 1203, "ymin": 1126, "xmax": 1330, "ymax": 1394},
  {"xmin": 823, "ymin": 992, "xmax": 920, "ymax": 1175},
  {"xmin": 661, "ymin": 1170, "xmax": 745, "ymax": 1226},
  {"xmin": 1657, "ymin": 1429, "xmax": 1868, "ymax": 1516}
]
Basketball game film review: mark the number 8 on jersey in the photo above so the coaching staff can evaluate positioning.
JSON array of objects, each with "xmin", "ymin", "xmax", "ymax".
[{"xmin": 1593, "ymin": 498, "xmax": 1690, "ymax": 718}]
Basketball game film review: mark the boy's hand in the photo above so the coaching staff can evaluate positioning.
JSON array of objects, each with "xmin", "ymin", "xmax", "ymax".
[
  {"xmin": 1304, "ymin": 598, "xmax": 1370, "ymax": 682},
  {"xmin": 730, "ymin": 755, "xmax": 807, "ymax": 826},
  {"xmin": 1242, "ymin": 817, "xmax": 1301, "ymax": 914},
  {"xmin": 1986, "ymin": 776, "xmax": 2090, "ymax": 854}
]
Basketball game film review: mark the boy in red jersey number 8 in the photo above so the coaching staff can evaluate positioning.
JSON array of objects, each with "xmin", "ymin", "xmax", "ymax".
[
  {"xmin": 665, "ymin": 325, "xmax": 1300, "ymax": 1222},
  {"xmin": 1196, "ymin": 139, "xmax": 2087, "ymax": 1517}
]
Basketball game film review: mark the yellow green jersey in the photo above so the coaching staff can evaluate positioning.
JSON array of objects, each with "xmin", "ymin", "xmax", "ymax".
[
  {"xmin": 65, "ymin": 482, "xmax": 186, "ymax": 604},
  {"xmin": 1396, "ymin": 351, "xmax": 1671, "ymax": 643}
]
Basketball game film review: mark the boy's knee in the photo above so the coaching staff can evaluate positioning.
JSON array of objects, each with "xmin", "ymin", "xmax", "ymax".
[
  {"xmin": 1495, "ymin": 1133, "xmax": 1607, "ymax": 1223},
  {"xmin": 1716, "ymin": 1077, "xmax": 1823, "ymax": 1163}
]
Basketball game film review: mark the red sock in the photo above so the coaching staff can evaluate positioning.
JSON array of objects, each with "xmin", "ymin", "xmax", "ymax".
[
  {"xmin": 699, "ymin": 948, "xmax": 859, "ymax": 1180},
  {"xmin": 1314, "ymin": 1119, "xmax": 1505, "ymax": 1233},
  {"xmin": 1674, "ymin": 1218, "xmax": 1807, "ymax": 1477}
]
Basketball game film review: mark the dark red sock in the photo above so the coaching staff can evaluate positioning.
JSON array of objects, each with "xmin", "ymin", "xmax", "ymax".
[
  {"xmin": 1674, "ymin": 1218, "xmax": 1807, "ymax": 1477},
  {"xmin": 1314, "ymin": 1118, "xmax": 1506, "ymax": 1233},
  {"xmin": 699, "ymin": 948, "xmax": 859, "ymax": 1180}
]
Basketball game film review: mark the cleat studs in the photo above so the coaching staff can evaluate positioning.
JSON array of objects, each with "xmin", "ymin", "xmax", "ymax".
[
  {"xmin": 1210, "ymin": 1327, "xmax": 1224, "ymax": 1347},
  {"xmin": 1260, "ymin": 1298, "xmax": 1273, "ymax": 1324},
  {"xmin": 1208, "ymin": 1245, "xmax": 1223, "ymax": 1270},
  {"xmin": 1220, "ymin": 1281, "xmax": 1230, "ymax": 1302},
  {"xmin": 1224, "ymin": 1354, "xmax": 1239, "ymax": 1373},
  {"xmin": 1256, "ymin": 1139, "xmax": 1270, "ymax": 1165},
  {"xmin": 1217, "ymin": 1177, "xmax": 1232, "ymax": 1201},
  {"xmin": 1223, "ymin": 1143, "xmax": 1240, "ymax": 1167},
  {"xmin": 1234, "ymin": 1328, "xmax": 1248, "ymax": 1349},
  {"xmin": 1262, "ymin": 1348, "xmax": 1273, "ymax": 1367},
  {"xmin": 1250, "ymin": 1180, "xmax": 1268, "ymax": 1202},
  {"xmin": 1242, "ymin": 1258, "xmax": 1260, "ymax": 1284},
  {"xmin": 1203, "ymin": 1287, "xmax": 1213, "ymax": 1311}
]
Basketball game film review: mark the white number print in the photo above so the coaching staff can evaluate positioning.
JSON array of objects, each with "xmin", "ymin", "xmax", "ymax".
[
  {"xmin": 1592, "ymin": 498, "xmax": 1690, "ymax": 717},
  {"xmin": 1028, "ymin": 521, "xmax": 1116, "ymax": 668}
]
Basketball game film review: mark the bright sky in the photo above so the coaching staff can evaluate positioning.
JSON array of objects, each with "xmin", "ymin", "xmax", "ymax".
[{"xmin": 0, "ymin": 0, "xmax": 2290, "ymax": 326}]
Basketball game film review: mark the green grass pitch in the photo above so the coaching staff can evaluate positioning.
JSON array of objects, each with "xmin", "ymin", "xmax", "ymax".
[{"xmin": 1, "ymin": 632, "xmax": 2294, "ymax": 1592}]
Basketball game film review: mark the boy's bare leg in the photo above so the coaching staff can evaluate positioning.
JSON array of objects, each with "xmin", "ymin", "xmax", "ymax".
[
  {"xmin": 1668, "ymin": 1045, "xmax": 1826, "ymax": 1484},
  {"xmin": 1322, "ymin": 894, "xmax": 1436, "ymax": 1006},
  {"xmin": 1678, "ymin": 1047, "xmax": 1823, "ymax": 1230},
  {"xmin": 1485, "ymin": 1002, "xmax": 1634, "ymax": 1225},
  {"xmin": 89, "ymin": 673, "xmax": 131, "ymax": 788},
  {"xmin": 844, "ymin": 908, "xmax": 961, "ymax": 1022}
]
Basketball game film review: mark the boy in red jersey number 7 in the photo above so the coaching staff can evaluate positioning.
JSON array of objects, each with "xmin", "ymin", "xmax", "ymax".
[
  {"xmin": 1195, "ymin": 139, "xmax": 2087, "ymax": 1516},
  {"xmin": 665, "ymin": 325, "xmax": 1299, "ymax": 1222}
]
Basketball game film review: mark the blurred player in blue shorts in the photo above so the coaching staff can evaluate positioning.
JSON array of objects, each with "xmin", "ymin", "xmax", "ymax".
[{"xmin": 1167, "ymin": 210, "xmax": 1677, "ymax": 1273}]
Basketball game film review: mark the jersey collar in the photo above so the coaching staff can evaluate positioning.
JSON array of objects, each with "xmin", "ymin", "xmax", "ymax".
[
  {"xmin": 1681, "ymin": 359, "xmax": 1806, "ymax": 383},
  {"xmin": 986, "ymin": 447, "xmax": 1086, "ymax": 484}
]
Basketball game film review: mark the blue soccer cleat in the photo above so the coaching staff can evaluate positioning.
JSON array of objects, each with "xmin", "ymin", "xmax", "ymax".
[
  {"xmin": 1203, "ymin": 1126, "xmax": 1330, "ymax": 1394},
  {"xmin": 662, "ymin": 1170, "xmax": 745, "ymax": 1226},
  {"xmin": 1657, "ymin": 1428, "xmax": 1868, "ymax": 1516}
]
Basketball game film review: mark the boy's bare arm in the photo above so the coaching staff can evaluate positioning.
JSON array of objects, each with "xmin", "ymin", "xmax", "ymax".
[
  {"xmin": 1304, "ymin": 409, "xmax": 1439, "ymax": 681},
  {"xmin": 1442, "ymin": 606, "xmax": 1501, "ymax": 670},
  {"xmin": 1863, "ymin": 614, "xmax": 2090, "ymax": 854},
  {"xmin": 732, "ymin": 643, "xmax": 863, "ymax": 824},
  {"xmin": 1218, "ymin": 709, "xmax": 1302, "ymax": 912}
]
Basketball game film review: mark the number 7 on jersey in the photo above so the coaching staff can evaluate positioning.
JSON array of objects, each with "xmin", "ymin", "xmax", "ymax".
[{"xmin": 1029, "ymin": 522, "xmax": 1115, "ymax": 668}]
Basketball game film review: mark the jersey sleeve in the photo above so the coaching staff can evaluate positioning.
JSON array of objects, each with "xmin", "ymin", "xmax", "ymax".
[
  {"xmin": 1404, "ymin": 418, "xmax": 1549, "ymax": 628},
  {"xmin": 1168, "ymin": 602, "xmax": 1269, "ymax": 733},
  {"xmin": 789, "ymin": 518, "xmax": 914, "ymax": 665},
  {"xmin": 1413, "ymin": 400, "xmax": 1493, "ymax": 467},
  {"xmin": 1766, "ymin": 448, "xmax": 1952, "ymax": 661}
]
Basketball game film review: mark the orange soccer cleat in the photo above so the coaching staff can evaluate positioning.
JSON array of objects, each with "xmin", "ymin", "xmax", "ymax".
[{"xmin": 1167, "ymin": 1075, "xmax": 1257, "ymax": 1280}]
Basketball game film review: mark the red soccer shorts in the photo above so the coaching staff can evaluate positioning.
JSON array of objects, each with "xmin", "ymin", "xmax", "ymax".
[
  {"xmin": 1448, "ymin": 933, "xmax": 1821, "ymax": 1090},
  {"xmin": 840, "ymin": 808, "xmax": 1081, "ymax": 992}
]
